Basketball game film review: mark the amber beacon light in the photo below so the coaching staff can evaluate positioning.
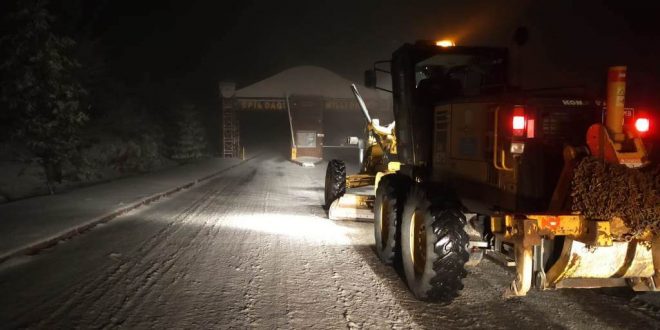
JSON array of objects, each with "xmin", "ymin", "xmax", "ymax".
[{"xmin": 435, "ymin": 40, "xmax": 455, "ymax": 47}]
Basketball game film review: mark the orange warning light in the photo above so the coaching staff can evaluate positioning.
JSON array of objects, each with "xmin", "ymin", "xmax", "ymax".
[{"xmin": 435, "ymin": 40, "xmax": 455, "ymax": 47}]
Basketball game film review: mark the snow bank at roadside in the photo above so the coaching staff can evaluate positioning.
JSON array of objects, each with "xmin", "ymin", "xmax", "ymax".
[{"xmin": 0, "ymin": 137, "xmax": 177, "ymax": 203}]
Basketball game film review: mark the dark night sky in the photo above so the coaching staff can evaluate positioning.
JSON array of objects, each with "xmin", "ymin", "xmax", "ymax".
[{"xmin": 51, "ymin": 0, "xmax": 660, "ymax": 107}]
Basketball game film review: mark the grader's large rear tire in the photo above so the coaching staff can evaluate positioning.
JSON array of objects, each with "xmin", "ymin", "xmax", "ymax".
[
  {"xmin": 374, "ymin": 175, "xmax": 408, "ymax": 264},
  {"xmin": 400, "ymin": 185, "xmax": 469, "ymax": 302},
  {"xmin": 324, "ymin": 159, "xmax": 346, "ymax": 209}
]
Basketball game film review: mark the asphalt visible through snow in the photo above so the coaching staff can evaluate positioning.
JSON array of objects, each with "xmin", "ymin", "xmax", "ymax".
[{"xmin": 0, "ymin": 153, "xmax": 658, "ymax": 329}]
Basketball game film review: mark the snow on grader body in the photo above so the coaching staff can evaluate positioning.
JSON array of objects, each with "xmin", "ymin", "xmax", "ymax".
[{"xmin": 324, "ymin": 40, "xmax": 660, "ymax": 302}]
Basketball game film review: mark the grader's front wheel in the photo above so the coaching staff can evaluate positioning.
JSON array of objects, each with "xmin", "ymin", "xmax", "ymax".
[
  {"xmin": 324, "ymin": 159, "xmax": 346, "ymax": 209},
  {"xmin": 400, "ymin": 185, "xmax": 470, "ymax": 302}
]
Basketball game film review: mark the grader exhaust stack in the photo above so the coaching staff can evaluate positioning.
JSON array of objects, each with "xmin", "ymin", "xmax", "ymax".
[{"xmin": 606, "ymin": 66, "xmax": 627, "ymax": 142}]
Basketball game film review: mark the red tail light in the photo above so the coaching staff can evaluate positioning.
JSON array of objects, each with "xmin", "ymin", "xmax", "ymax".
[
  {"xmin": 635, "ymin": 117, "xmax": 649, "ymax": 133},
  {"xmin": 512, "ymin": 106, "xmax": 526, "ymax": 136},
  {"xmin": 513, "ymin": 116, "xmax": 526, "ymax": 130}
]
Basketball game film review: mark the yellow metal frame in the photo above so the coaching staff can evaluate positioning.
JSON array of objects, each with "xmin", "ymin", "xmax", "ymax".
[
  {"xmin": 588, "ymin": 123, "xmax": 649, "ymax": 167},
  {"xmin": 361, "ymin": 121, "xmax": 398, "ymax": 175},
  {"xmin": 373, "ymin": 162, "xmax": 401, "ymax": 192},
  {"xmin": 493, "ymin": 107, "xmax": 514, "ymax": 172},
  {"xmin": 491, "ymin": 214, "xmax": 658, "ymax": 295},
  {"xmin": 367, "ymin": 122, "xmax": 398, "ymax": 156},
  {"xmin": 345, "ymin": 163, "xmax": 401, "ymax": 190},
  {"xmin": 346, "ymin": 174, "xmax": 375, "ymax": 189},
  {"xmin": 614, "ymin": 134, "xmax": 649, "ymax": 167},
  {"xmin": 491, "ymin": 214, "xmax": 614, "ymax": 248}
]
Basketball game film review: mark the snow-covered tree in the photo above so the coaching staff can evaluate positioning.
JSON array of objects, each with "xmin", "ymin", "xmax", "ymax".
[
  {"xmin": 0, "ymin": 0, "xmax": 88, "ymax": 192},
  {"xmin": 170, "ymin": 104, "xmax": 207, "ymax": 162}
]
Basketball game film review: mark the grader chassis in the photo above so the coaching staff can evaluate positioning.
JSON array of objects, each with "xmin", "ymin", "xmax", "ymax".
[
  {"xmin": 324, "ymin": 84, "xmax": 399, "ymax": 221},
  {"xmin": 324, "ymin": 40, "xmax": 659, "ymax": 302}
]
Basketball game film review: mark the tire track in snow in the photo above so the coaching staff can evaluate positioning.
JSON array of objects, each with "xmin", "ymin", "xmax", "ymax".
[
  {"xmin": 99, "ymin": 169, "xmax": 252, "ymax": 327},
  {"xmin": 25, "ymin": 164, "xmax": 253, "ymax": 328},
  {"xmin": 27, "ymin": 187, "xmax": 215, "ymax": 328},
  {"xmin": 234, "ymin": 164, "xmax": 281, "ymax": 328}
]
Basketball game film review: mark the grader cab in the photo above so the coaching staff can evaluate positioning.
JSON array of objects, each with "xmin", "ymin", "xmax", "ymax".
[{"xmin": 324, "ymin": 40, "xmax": 659, "ymax": 302}]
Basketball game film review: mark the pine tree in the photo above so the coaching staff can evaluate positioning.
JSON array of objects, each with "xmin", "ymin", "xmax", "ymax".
[
  {"xmin": 0, "ymin": 0, "xmax": 88, "ymax": 193},
  {"xmin": 170, "ymin": 105, "xmax": 207, "ymax": 162}
]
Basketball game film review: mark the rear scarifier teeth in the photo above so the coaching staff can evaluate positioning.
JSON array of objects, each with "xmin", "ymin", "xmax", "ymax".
[{"xmin": 571, "ymin": 157, "xmax": 660, "ymax": 240}]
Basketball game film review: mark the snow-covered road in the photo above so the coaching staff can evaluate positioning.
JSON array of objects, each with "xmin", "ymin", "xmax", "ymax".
[{"xmin": 1, "ymin": 153, "xmax": 658, "ymax": 329}]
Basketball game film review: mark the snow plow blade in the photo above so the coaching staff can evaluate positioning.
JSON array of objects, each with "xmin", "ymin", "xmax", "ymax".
[
  {"xmin": 328, "ymin": 194, "xmax": 374, "ymax": 221},
  {"xmin": 547, "ymin": 239, "xmax": 658, "ymax": 291}
]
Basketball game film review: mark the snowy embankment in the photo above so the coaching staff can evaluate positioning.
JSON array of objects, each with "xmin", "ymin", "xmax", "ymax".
[
  {"xmin": 0, "ymin": 136, "xmax": 175, "ymax": 203},
  {"xmin": 0, "ymin": 156, "xmax": 244, "ymax": 264}
]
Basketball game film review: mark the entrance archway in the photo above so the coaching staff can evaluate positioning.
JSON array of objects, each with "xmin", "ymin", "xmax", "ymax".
[
  {"xmin": 238, "ymin": 110, "xmax": 290, "ymax": 157},
  {"xmin": 219, "ymin": 66, "xmax": 393, "ymax": 160}
]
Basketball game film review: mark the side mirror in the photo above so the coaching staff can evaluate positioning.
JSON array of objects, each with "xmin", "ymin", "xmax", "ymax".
[{"xmin": 364, "ymin": 70, "xmax": 377, "ymax": 88}]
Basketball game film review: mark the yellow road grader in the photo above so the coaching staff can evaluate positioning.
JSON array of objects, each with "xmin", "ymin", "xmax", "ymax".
[{"xmin": 324, "ymin": 40, "xmax": 659, "ymax": 302}]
